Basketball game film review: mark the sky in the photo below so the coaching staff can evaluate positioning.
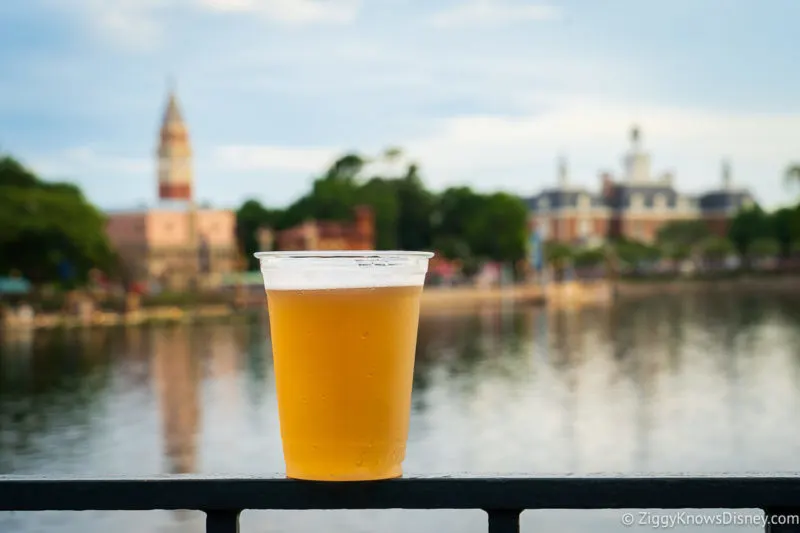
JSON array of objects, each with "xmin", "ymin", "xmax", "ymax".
[{"xmin": 1, "ymin": 0, "xmax": 799, "ymax": 211}]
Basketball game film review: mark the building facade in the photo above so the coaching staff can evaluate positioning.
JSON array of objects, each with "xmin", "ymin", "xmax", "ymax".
[
  {"xmin": 268, "ymin": 205, "xmax": 376, "ymax": 251},
  {"xmin": 105, "ymin": 89, "xmax": 238, "ymax": 291},
  {"xmin": 526, "ymin": 127, "xmax": 755, "ymax": 245}
]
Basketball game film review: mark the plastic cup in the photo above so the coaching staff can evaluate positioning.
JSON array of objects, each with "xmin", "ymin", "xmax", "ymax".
[{"xmin": 255, "ymin": 250, "xmax": 433, "ymax": 481}]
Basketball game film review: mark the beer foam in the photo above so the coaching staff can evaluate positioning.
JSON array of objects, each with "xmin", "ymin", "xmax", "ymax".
[{"xmin": 255, "ymin": 251, "xmax": 433, "ymax": 291}]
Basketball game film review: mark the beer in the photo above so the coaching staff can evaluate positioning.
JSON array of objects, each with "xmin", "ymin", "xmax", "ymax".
[{"xmin": 255, "ymin": 251, "xmax": 432, "ymax": 481}]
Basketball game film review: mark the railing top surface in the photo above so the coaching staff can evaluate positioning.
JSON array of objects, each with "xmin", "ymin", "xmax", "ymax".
[{"xmin": 2, "ymin": 475, "xmax": 800, "ymax": 511}]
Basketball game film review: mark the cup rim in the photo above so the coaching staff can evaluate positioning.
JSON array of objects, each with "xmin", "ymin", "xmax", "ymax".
[{"xmin": 253, "ymin": 250, "xmax": 434, "ymax": 260}]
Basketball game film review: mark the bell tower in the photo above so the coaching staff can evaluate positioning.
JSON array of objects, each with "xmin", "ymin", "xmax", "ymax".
[
  {"xmin": 157, "ymin": 86, "xmax": 193, "ymax": 202},
  {"xmin": 155, "ymin": 82, "xmax": 200, "ymax": 289}
]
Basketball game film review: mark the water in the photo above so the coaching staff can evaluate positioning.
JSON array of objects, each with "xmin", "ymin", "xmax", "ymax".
[{"xmin": 1, "ymin": 291, "xmax": 800, "ymax": 532}]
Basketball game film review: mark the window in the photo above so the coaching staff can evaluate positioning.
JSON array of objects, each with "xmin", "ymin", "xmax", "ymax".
[
  {"xmin": 578, "ymin": 194, "xmax": 591, "ymax": 210},
  {"xmin": 741, "ymin": 197, "xmax": 754, "ymax": 209},
  {"xmin": 654, "ymin": 193, "xmax": 667, "ymax": 209},
  {"xmin": 631, "ymin": 193, "xmax": 644, "ymax": 209},
  {"xmin": 539, "ymin": 196, "xmax": 550, "ymax": 209}
]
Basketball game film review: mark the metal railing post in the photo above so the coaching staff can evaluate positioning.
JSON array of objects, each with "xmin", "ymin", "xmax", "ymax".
[
  {"xmin": 486, "ymin": 509, "xmax": 521, "ymax": 533},
  {"xmin": 206, "ymin": 509, "xmax": 241, "ymax": 533}
]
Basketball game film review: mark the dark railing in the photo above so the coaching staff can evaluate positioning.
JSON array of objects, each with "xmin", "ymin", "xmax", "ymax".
[{"xmin": 3, "ymin": 475, "xmax": 800, "ymax": 532}]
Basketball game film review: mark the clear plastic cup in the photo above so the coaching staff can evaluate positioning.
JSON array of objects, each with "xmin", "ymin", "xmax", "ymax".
[{"xmin": 255, "ymin": 251, "xmax": 433, "ymax": 481}]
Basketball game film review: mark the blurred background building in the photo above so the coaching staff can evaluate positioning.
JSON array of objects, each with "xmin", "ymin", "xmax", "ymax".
[
  {"xmin": 104, "ymin": 90, "xmax": 238, "ymax": 291},
  {"xmin": 526, "ymin": 127, "xmax": 756, "ymax": 245}
]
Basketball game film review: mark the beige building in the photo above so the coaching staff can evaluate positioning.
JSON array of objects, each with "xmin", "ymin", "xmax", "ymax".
[{"xmin": 105, "ymin": 89, "xmax": 239, "ymax": 291}]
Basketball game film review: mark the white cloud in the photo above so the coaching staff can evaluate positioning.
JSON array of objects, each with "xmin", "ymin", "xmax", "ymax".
[
  {"xmin": 33, "ymin": 147, "xmax": 150, "ymax": 178},
  {"xmin": 210, "ymin": 145, "xmax": 340, "ymax": 173},
  {"xmin": 429, "ymin": 0, "xmax": 562, "ymax": 28},
  {"xmin": 403, "ymin": 98, "xmax": 800, "ymax": 206},
  {"xmin": 199, "ymin": 0, "xmax": 361, "ymax": 24},
  {"xmin": 74, "ymin": 0, "xmax": 166, "ymax": 52},
  {"xmin": 25, "ymin": 147, "xmax": 153, "ymax": 208},
  {"xmin": 60, "ymin": 0, "xmax": 361, "ymax": 51}
]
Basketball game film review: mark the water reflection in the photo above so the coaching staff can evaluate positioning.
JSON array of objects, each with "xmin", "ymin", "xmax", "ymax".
[
  {"xmin": 0, "ymin": 292, "xmax": 799, "ymax": 532},
  {"xmin": 151, "ymin": 326, "xmax": 201, "ymax": 474}
]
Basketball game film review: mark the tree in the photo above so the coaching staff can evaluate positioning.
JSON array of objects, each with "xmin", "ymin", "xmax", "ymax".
[
  {"xmin": 323, "ymin": 153, "xmax": 365, "ymax": 183},
  {"xmin": 699, "ymin": 236, "xmax": 735, "ymax": 261},
  {"xmin": 728, "ymin": 205, "xmax": 772, "ymax": 259},
  {"xmin": 656, "ymin": 220, "xmax": 711, "ymax": 260},
  {"xmin": 573, "ymin": 246, "xmax": 606, "ymax": 268},
  {"xmin": 472, "ymin": 192, "xmax": 528, "ymax": 263},
  {"xmin": 395, "ymin": 164, "xmax": 435, "ymax": 251},
  {"xmin": 613, "ymin": 239, "xmax": 661, "ymax": 268},
  {"xmin": 232, "ymin": 150, "xmax": 530, "ymax": 270},
  {"xmin": 432, "ymin": 186, "xmax": 527, "ymax": 265},
  {"xmin": 0, "ymin": 155, "xmax": 115, "ymax": 284},
  {"xmin": 544, "ymin": 242, "xmax": 573, "ymax": 268},
  {"xmin": 358, "ymin": 177, "xmax": 400, "ymax": 250},
  {"xmin": 748, "ymin": 237, "xmax": 780, "ymax": 259},
  {"xmin": 235, "ymin": 200, "xmax": 282, "ymax": 270},
  {"xmin": 771, "ymin": 206, "xmax": 800, "ymax": 257}
]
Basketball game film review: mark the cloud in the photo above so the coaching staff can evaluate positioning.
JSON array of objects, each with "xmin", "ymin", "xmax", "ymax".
[
  {"xmin": 210, "ymin": 145, "xmax": 340, "ymax": 173},
  {"xmin": 32, "ymin": 147, "xmax": 150, "ymax": 178},
  {"xmin": 73, "ymin": 0, "xmax": 166, "ymax": 52},
  {"xmin": 403, "ymin": 98, "xmax": 800, "ymax": 204},
  {"xmin": 198, "ymin": 0, "xmax": 361, "ymax": 25},
  {"xmin": 429, "ymin": 0, "xmax": 562, "ymax": 28},
  {"xmin": 61, "ymin": 0, "xmax": 361, "ymax": 52},
  {"xmin": 24, "ymin": 147, "xmax": 153, "ymax": 208}
]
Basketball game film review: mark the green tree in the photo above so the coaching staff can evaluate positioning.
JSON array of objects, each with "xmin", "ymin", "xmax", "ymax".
[
  {"xmin": 232, "ymin": 149, "xmax": 529, "ymax": 270},
  {"xmin": 573, "ymin": 246, "xmax": 606, "ymax": 268},
  {"xmin": 613, "ymin": 239, "xmax": 660, "ymax": 267},
  {"xmin": 432, "ymin": 186, "xmax": 527, "ymax": 265},
  {"xmin": 277, "ymin": 154, "xmax": 364, "ymax": 229},
  {"xmin": 395, "ymin": 164, "xmax": 435, "ymax": 251},
  {"xmin": 771, "ymin": 206, "xmax": 800, "ymax": 256},
  {"xmin": 728, "ymin": 205, "xmax": 772, "ymax": 258},
  {"xmin": 544, "ymin": 241, "xmax": 573, "ymax": 268},
  {"xmin": 656, "ymin": 220, "xmax": 711, "ymax": 259},
  {"xmin": 358, "ymin": 177, "xmax": 400, "ymax": 249},
  {"xmin": 0, "ymin": 155, "xmax": 114, "ymax": 284},
  {"xmin": 235, "ymin": 199, "xmax": 283, "ymax": 270},
  {"xmin": 699, "ymin": 236, "xmax": 735, "ymax": 261},
  {"xmin": 472, "ymin": 192, "xmax": 528, "ymax": 263},
  {"xmin": 748, "ymin": 237, "xmax": 780, "ymax": 259}
]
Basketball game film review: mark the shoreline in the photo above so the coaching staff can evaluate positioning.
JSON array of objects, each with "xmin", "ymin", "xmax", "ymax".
[
  {"xmin": 614, "ymin": 275, "xmax": 800, "ymax": 299},
  {"xmin": 3, "ymin": 275, "xmax": 799, "ymax": 331}
]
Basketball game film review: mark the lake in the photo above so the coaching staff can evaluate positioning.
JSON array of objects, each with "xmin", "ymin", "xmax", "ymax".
[{"xmin": 1, "ymin": 290, "xmax": 800, "ymax": 532}]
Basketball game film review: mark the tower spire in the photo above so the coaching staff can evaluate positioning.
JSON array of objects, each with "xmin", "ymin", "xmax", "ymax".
[
  {"xmin": 557, "ymin": 154, "xmax": 569, "ymax": 188},
  {"xmin": 630, "ymin": 124, "xmax": 641, "ymax": 150},
  {"xmin": 157, "ymin": 85, "xmax": 192, "ymax": 202},
  {"xmin": 721, "ymin": 158, "xmax": 732, "ymax": 190}
]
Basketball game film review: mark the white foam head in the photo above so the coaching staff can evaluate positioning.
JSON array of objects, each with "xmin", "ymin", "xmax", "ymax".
[{"xmin": 254, "ymin": 250, "xmax": 434, "ymax": 290}]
